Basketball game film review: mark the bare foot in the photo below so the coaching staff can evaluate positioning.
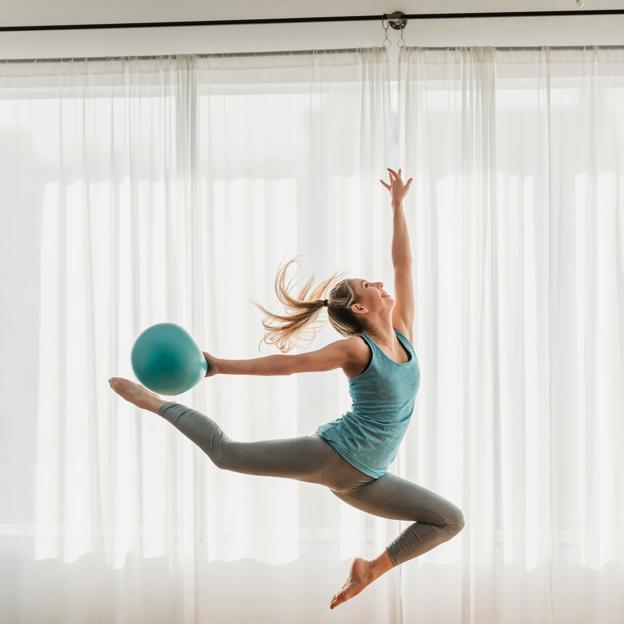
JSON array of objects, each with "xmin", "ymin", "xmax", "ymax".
[
  {"xmin": 330, "ymin": 557, "xmax": 374, "ymax": 610},
  {"xmin": 109, "ymin": 377, "xmax": 166, "ymax": 412}
]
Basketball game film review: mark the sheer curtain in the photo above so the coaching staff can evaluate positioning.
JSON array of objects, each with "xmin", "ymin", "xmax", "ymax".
[
  {"xmin": 0, "ymin": 50, "xmax": 399, "ymax": 623},
  {"xmin": 1, "ymin": 45, "xmax": 623, "ymax": 624},
  {"xmin": 398, "ymin": 46, "xmax": 624, "ymax": 623}
]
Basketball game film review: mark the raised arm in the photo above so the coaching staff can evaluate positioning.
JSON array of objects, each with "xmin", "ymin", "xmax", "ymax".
[{"xmin": 380, "ymin": 168, "xmax": 415, "ymax": 339}]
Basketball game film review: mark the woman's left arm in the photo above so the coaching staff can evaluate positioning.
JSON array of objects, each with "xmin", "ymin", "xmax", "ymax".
[
  {"xmin": 380, "ymin": 168, "xmax": 413, "ymax": 264},
  {"xmin": 380, "ymin": 168, "xmax": 415, "ymax": 334}
]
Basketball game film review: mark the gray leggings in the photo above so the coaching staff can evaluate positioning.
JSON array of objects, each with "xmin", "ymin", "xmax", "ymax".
[{"xmin": 159, "ymin": 402, "xmax": 465, "ymax": 567}]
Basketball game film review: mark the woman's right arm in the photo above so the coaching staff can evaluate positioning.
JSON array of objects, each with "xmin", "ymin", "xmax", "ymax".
[
  {"xmin": 215, "ymin": 354, "xmax": 292, "ymax": 376},
  {"xmin": 205, "ymin": 339, "xmax": 356, "ymax": 377}
]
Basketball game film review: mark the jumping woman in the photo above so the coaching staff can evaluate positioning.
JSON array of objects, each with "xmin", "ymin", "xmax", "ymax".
[{"xmin": 109, "ymin": 167, "xmax": 465, "ymax": 610}]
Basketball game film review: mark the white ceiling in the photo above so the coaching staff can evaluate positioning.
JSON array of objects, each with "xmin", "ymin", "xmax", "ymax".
[{"xmin": 1, "ymin": 0, "xmax": 623, "ymax": 62}]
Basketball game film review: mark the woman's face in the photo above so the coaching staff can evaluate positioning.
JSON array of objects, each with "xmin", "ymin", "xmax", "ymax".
[{"xmin": 354, "ymin": 279, "xmax": 393, "ymax": 309}]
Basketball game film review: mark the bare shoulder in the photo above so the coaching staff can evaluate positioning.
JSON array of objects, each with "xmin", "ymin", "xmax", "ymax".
[
  {"xmin": 342, "ymin": 335, "xmax": 370, "ymax": 378},
  {"xmin": 344, "ymin": 334, "xmax": 368, "ymax": 357}
]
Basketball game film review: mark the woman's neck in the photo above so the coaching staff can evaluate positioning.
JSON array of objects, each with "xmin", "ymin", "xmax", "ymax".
[{"xmin": 367, "ymin": 321, "xmax": 396, "ymax": 348}]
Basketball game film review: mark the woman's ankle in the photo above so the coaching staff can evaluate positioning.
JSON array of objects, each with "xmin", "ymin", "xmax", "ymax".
[
  {"xmin": 368, "ymin": 549, "xmax": 395, "ymax": 580},
  {"xmin": 147, "ymin": 397, "xmax": 168, "ymax": 414}
]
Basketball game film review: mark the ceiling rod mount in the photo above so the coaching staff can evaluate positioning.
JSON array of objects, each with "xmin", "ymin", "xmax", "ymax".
[{"xmin": 385, "ymin": 11, "xmax": 408, "ymax": 30}]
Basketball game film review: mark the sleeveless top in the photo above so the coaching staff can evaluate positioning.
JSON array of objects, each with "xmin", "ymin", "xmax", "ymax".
[{"xmin": 316, "ymin": 328, "xmax": 420, "ymax": 479}]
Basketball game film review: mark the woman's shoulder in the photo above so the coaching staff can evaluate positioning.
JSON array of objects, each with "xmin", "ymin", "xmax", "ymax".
[
  {"xmin": 344, "ymin": 333, "xmax": 370, "ymax": 354},
  {"xmin": 342, "ymin": 334, "xmax": 373, "ymax": 379}
]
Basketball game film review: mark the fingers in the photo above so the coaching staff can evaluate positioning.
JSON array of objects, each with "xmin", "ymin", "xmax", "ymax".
[
  {"xmin": 386, "ymin": 168, "xmax": 411, "ymax": 185},
  {"xmin": 387, "ymin": 167, "xmax": 405, "ymax": 180},
  {"xmin": 383, "ymin": 168, "xmax": 414, "ymax": 201}
]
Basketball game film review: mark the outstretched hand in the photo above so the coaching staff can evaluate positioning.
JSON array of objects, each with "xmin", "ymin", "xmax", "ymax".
[
  {"xmin": 380, "ymin": 168, "xmax": 413, "ymax": 205},
  {"xmin": 202, "ymin": 351, "xmax": 221, "ymax": 378}
]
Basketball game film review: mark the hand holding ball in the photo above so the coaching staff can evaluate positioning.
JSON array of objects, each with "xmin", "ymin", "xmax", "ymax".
[
  {"xmin": 202, "ymin": 350, "xmax": 221, "ymax": 378},
  {"xmin": 131, "ymin": 322, "xmax": 209, "ymax": 395}
]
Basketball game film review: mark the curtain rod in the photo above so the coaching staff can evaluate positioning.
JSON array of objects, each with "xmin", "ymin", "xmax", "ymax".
[
  {"xmin": 5, "ymin": 45, "xmax": 624, "ymax": 65},
  {"xmin": 2, "ymin": 9, "xmax": 624, "ymax": 32}
]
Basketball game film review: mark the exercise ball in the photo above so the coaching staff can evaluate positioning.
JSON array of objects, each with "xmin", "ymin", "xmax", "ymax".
[{"xmin": 131, "ymin": 322, "xmax": 208, "ymax": 395}]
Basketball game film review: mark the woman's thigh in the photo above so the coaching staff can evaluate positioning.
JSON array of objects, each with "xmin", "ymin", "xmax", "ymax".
[
  {"xmin": 332, "ymin": 472, "xmax": 464, "ymax": 527},
  {"xmin": 218, "ymin": 432, "xmax": 376, "ymax": 492},
  {"xmin": 159, "ymin": 402, "xmax": 374, "ymax": 491}
]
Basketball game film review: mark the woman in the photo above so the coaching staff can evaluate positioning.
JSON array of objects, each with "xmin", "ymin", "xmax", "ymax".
[{"xmin": 109, "ymin": 168, "xmax": 464, "ymax": 610}]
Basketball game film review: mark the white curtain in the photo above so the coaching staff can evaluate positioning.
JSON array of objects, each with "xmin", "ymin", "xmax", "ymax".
[
  {"xmin": 1, "ymin": 45, "xmax": 622, "ymax": 624},
  {"xmin": 0, "ymin": 49, "xmax": 398, "ymax": 623},
  {"xmin": 398, "ymin": 46, "xmax": 624, "ymax": 623}
]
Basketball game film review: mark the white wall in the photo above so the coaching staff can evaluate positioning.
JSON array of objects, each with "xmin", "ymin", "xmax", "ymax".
[{"xmin": 2, "ymin": 0, "xmax": 624, "ymax": 81}]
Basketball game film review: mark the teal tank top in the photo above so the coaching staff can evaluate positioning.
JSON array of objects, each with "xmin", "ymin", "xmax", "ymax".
[{"xmin": 316, "ymin": 328, "xmax": 420, "ymax": 479}]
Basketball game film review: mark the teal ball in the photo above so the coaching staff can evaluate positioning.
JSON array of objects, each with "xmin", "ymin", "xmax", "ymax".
[{"xmin": 131, "ymin": 322, "xmax": 208, "ymax": 396}]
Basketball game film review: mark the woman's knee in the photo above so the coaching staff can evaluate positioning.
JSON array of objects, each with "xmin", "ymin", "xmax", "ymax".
[
  {"xmin": 207, "ymin": 436, "xmax": 233, "ymax": 470},
  {"xmin": 444, "ymin": 506, "xmax": 465, "ymax": 535}
]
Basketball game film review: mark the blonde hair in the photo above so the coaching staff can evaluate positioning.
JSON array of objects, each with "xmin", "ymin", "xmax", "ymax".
[{"xmin": 251, "ymin": 255, "xmax": 369, "ymax": 353}]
